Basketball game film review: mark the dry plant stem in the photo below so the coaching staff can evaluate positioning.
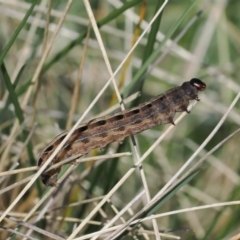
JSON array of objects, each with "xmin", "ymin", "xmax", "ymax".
[
  {"xmin": 0, "ymin": 163, "xmax": 19, "ymax": 184},
  {"xmin": 202, "ymin": 97, "xmax": 240, "ymax": 124},
  {"xmin": 129, "ymin": 143, "xmax": 153, "ymax": 240},
  {"xmin": 83, "ymin": 0, "xmax": 122, "ymax": 104},
  {"xmin": 3, "ymin": 212, "xmax": 101, "ymax": 226},
  {"xmin": 181, "ymin": 128, "xmax": 240, "ymax": 182},
  {"xmin": 106, "ymin": 199, "xmax": 128, "ymax": 228},
  {"xmin": 178, "ymin": 194, "xmax": 204, "ymax": 237},
  {"xmin": 0, "ymin": 167, "xmax": 37, "ymax": 178},
  {"xmin": 74, "ymin": 226, "xmax": 129, "ymax": 240},
  {"xmin": 136, "ymin": 231, "xmax": 180, "ymax": 240},
  {"xmin": 0, "ymin": 226, "xmax": 37, "ymax": 240},
  {"xmin": 230, "ymin": 233, "xmax": 240, "ymax": 240},
  {"xmin": 66, "ymin": 24, "xmax": 91, "ymax": 129},
  {"xmin": 77, "ymin": 229, "xmax": 179, "ymax": 240},
  {"xmin": 0, "ymin": 121, "xmax": 24, "ymax": 159},
  {"xmin": 8, "ymin": 216, "xmax": 65, "ymax": 240},
  {"xmin": 182, "ymin": 185, "xmax": 218, "ymax": 205},
  {"xmin": 0, "ymin": 152, "xmax": 130, "ymax": 178},
  {"xmin": 0, "ymin": 175, "xmax": 33, "ymax": 195},
  {"xmin": 47, "ymin": 152, "xmax": 131, "ymax": 172},
  {"xmin": 0, "ymin": 0, "xmax": 73, "ymax": 171},
  {"xmin": 140, "ymin": 201, "xmax": 240, "ymax": 223},
  {"xmin": 0, "ymin": 122, "xmax": 27, "ymax": 174},
  {"xmin": 49, "ymin": 196, "xmax": 105, "ymax": 213},
  {"xmin": 0, "ymin": 0, "xmax": 74, "ymax": 223},
  {"xmin": 136, "ymin": 231, "xmax": 179, "ymax": 240},
  {"xmin": 186, "ymin": 139, "xmax": 240, "ymax": 184},
  {"xmin": 48, "ymin": 217, "xmax": 100, "ymax": 226}
]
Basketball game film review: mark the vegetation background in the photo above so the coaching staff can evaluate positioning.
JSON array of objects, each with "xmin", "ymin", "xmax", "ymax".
[{"xmin": 0, "ymin": 0, "xmax": 240, "ymax": 239}]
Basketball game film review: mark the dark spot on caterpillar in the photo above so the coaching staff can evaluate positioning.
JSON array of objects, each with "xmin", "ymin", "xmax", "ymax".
[
  {"xmin": 125, "ymin": 109, "xmax": 140, "ymax": 117},
  {"xmin": 90, "ymin": 120, "xmax": 107, "ymax": 128},
  {"xmin": 37, "ymin": 157, "xmax": 43, "ymax": 166},
  {"xmin": 141, "ymin": 103, "xmax": 153, "ymax": 112},
  {"xmin": 77, "ymin": 125, "xmax": 88, "ymax": 132},
  {"xmin": 144, "ymin": 103, "xmax": 152, "ymax": 109},
  {"xmin": 159, "ymin": 95, "xmax": 166, "ymax": 101},
  {"xmin": 99, "ymin": 120, "xmax": 107, "ymax": 125},
  {"xmin": 44, "ymin": 145, "xmax": 54, "ymax": 153},
  {"xmin": 94, "ymin": 120, "xmax": 107, "ymax": 126},
  {"xmin": 56, "ymin": 135, "xmax": 66, "ymax": 145},
  {"xmin": 109, "ymin": 115, "xmax": 124, "ymax": 122}
]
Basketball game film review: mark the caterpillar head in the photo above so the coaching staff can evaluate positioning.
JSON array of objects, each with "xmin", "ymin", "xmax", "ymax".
[{"xmin": 190, "ymin": 78, "xmax": 206, "ymax": 91}]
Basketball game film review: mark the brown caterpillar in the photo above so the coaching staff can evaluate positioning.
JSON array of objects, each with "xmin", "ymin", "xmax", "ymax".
[{"xmin": 37, "ymin": 78, "xmax": 206, "ymax": 186}]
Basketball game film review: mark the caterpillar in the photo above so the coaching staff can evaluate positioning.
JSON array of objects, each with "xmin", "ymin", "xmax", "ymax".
[{"xmin": 37, "ymin": 78, "xmax": 206, "ymax": 186}]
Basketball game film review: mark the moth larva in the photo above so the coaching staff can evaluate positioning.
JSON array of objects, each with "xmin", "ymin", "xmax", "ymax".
[{"xmin": 37, "ymin": 78, "xmax": 206, "ymax": 186}]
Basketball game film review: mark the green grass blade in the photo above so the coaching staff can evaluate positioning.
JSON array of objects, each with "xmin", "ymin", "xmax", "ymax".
[
  {"xmin": 1, "ymin": 62, "xmax": 41, "ymax": 192},
  {"xmin": 0, "ymin": 0, "xmax": 37, "ymax": 65},
  {"xmin": 131, "ymin": 0, "xmax": 164, "ymax": 94},
  {"xmin": 16, "ymin": 78, "xmax": 34, "ymax": 97},
  {"xmin": 127, "ymin": 0, "xmax": 164, "ymax": 106},
  {"xmin": 1, "ymin": 63, "xmax": 24, "ymax": 123},
  {"xmin": 144, "ymin": 169, "xmax": 200, "ymax": 217},
  {"xmin": 0, "ymin": 65, "xmax": 26, "ymax": 124}
]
